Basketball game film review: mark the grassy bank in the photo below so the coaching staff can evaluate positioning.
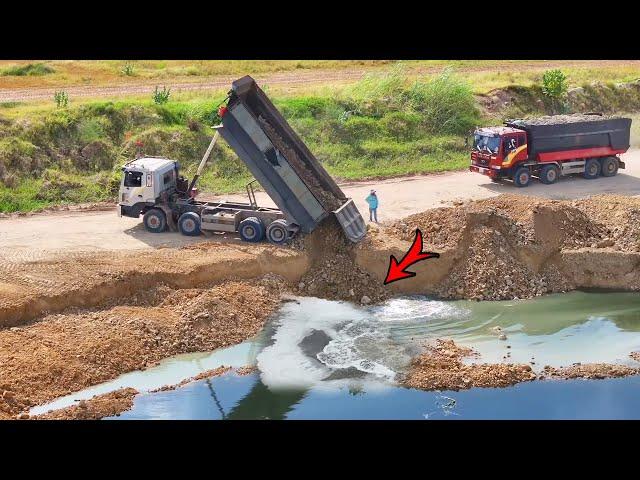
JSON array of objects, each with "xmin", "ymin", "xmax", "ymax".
[
  {"xmin": 1, "ymin": 64, "xmax": 640, "ymax": 213},
  {"xmin": 0, "ymin": 68, "xmax": 478, "ymax": 212}
]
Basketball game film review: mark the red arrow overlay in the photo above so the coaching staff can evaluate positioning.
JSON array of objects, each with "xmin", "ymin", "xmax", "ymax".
[{"xmin": 384, "ymin": 229, "xmax": 440, "ymax": 285}]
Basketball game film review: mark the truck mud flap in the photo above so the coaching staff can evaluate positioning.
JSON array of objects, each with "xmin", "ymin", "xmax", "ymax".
[{"xmin": 334, "ymin": 199, "xmax": 366, "ymax": 243}]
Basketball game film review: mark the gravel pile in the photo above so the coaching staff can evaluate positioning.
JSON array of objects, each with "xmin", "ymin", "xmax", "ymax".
[
  {"xmin": 295, "ymin": 218, "xmax": 388, "ymax": 304},
  {"xmin": 258, "ymin": 116, "xmax": 343, "ymax": 211},
  {"xmin": 386, "ymin": 194, "xmax": 638, "ymax": 300},
  {"xmin": 540, "ymin": 363, "xmax": 639, "ymax": 380},
  {"xmin": 508, "ymin": 114, "xmax": 621, "ymax": 126},
  {"xmin": 401, "ymin": 339, "xmax": 537, "ymax": 391}
]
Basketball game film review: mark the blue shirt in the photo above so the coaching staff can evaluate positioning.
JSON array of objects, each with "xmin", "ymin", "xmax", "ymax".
[{"xmin": 365, "ymin": 194, "xmax": 378, "ymax": 209}]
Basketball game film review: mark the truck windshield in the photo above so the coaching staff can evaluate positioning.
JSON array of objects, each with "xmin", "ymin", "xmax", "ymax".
[
  {"xmin": 124, "ymin": 170, "xmax": 142, "ymax": 187},
  {"xmin": 473, "ymin": 134, "xmax": 500, "ymax": 154}
]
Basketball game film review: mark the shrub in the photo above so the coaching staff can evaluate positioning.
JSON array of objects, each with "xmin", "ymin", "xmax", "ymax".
[
  {"xmin": 542, "ymin": 69, "xmax": 568, "ymax": 113},
  {"xmin": 153, "ymin": 86, "xmax": 171, "ymax": 105},
  {"xmin": 406, "ymin": 68, "xmax": 479, "ymax": 135},
  {"xmin": 121, "ymin": 62, "xmax": 136, "ymax": 76},
  {"xmin": 54, "ymin": 91, "xmax": 69, "ymax": 108},
  {"xmin": 2, "ymin": 63, "xmax": 54, "ymax": 76},
  {"xmin": 542, "ymin": 69, "xmax": 569, "ymax": 99}
]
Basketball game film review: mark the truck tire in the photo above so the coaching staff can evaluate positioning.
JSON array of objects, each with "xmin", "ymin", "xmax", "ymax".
[
  {"xmin": 600, "ymin": 157, "xmax": 619, "ymax": 177},
  {"xmin": 239, "ymin": 217, "xmax": 265, "ymax": 242},
  {"xmin": 266, "ymin": 219, "xmax": 289, "ymax": 245},
  {"xmin": 178, "ymin": 212, "xmax": 201, "ymax": 236},
  {"xmin": 584, "ymin": 158, "xmax": 601, "ymax": 179},
  {"xmin": 539, "ymin": 164, "xmax": 559, "ymax": 185},
  {"xmin": 143, "ymin": 208, "xmax": 167, "ymax": 233},
  {"xmin": 513, "ymin": 167, "xmax": 531, "ymax": 187}
]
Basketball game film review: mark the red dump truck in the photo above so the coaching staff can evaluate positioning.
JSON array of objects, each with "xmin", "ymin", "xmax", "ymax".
[{"xmin": 469, "ymin": 114, "xmax": 632, "ymax": 187}]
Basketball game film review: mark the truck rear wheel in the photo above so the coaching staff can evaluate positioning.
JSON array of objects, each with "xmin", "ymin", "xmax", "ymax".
[
  {"xmin": 584, "ymin": 158, "xmax": 601, "ymax": 179},
  {"xmin": 178, "ymin": 212, "xmax": 201, "ymax": 236},
  {"xmin": 539, "ymin": 164, "xmax": 559, "ymax": 185},
  {"xmin": 600, "ymin": 157, "xmax": 619, "ymax": 177},
  {"xmin": 143, "ymin": 208, "xmax": 167, "ymax": 233},
  {"xmin": 266, "ymin": 219, "xmax": 289, "ymax": 245},
  {"xmin": 239, "ymin": 217, "xmax": 265, "ymax": 242},
  {"xmin": 513, "ymin": 167, "xmax": 531, "ymax": 187}
]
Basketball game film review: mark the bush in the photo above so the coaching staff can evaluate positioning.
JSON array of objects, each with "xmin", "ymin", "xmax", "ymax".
[
  {"xmin": 153, "ymin": 86, "xmax": 171, "ymax": 105},
  {"xmin": 121, "ymin": 62, "xmax": 136, "ymax": 76},
  {"xmin": 542, "ymin": 69, "xmax": 569, "ymax": 99},
  {"xmin": 345, "ymin": 66, "xmax": 479, "ymax": 134},
  {"xmin": 542, "ymin": 69, "xmax": 568, "ymax": 113},
  {"xmin": 2, "ymin": 63, "xmax": 54, "ymax": 76},
  {"xmin": 54, "ymin": 91, "xmax": 69, "ymax": 108}
]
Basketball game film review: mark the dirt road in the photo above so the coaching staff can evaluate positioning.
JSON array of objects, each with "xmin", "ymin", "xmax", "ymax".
[
  {"xmin": 1, "ymin": 149, "xmax": 638, "ymax": 261},
  {"xmin": 2, "ymin": 60, "xmax": 638, "ymax": 103}
]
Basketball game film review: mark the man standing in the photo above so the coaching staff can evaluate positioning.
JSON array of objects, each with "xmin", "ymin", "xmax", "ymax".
[{"xmin": 365, "ymin": 189, "xmax": 379, "ymax": 223}]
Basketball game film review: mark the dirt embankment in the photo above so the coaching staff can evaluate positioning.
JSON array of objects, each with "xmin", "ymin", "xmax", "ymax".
[
  {"xmin": 365, "ymin": 194, "xmax": 640, "ymax": 300},
  {"xmin": 0, "ymin": 241, "xmax": 308, "ymax": 329},
  {"xmin": 0, "ymin": 277, "xmax": 286, "ymax": 420}
]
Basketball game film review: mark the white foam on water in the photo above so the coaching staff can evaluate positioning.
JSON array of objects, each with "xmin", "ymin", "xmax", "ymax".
[
  {"xmin": 257, "ymin": 297, "xmax": 362, "ymax": 389},
  {"xmin": 258, "ymin": 296, "xmax": 465, "ymax": 389},
  {"xmin": 373, "ymin": 296, "xmax": 469, "ymax": 323}
]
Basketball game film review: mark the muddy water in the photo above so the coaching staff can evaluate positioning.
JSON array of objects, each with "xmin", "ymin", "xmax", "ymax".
[{"xmin": 34, "ymin": 291, "xmax": 640, "ymax": 419}]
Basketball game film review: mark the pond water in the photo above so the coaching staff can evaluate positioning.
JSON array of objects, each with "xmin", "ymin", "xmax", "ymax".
[{"xmin": 31, "ymin": 291, "xmax": 640, "ymax": 419}]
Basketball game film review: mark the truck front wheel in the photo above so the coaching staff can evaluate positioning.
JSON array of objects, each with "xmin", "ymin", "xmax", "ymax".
[
  {"xmin": 143, "ymin": 208, "xmax": 167, "ymax": 233},
  {"xmin": 584, "ymin": 158, "xmax": 601, "ymax": 179},
  {"xmin": 178, "ymin": 212, "xmax": 202, "ymax": 236},
  {"xmin": 239, "ymin": 217, "xmax": 265, "ymax": 242},
  {"xmin": 513, "ymin": 167, "xmax": 531, "ymax": 187},
  {"xmin": 600, "ymin": 157, "xmax": 619, "ymax": 177},
  {"xmin": 539, "ymin": 164, "xmax": 559, "ymax": 185}
]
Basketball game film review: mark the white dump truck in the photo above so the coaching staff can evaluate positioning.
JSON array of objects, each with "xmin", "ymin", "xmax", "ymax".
[{"xmin": 118, "ymin": 75, "xmax": 366, "ymax": 244}]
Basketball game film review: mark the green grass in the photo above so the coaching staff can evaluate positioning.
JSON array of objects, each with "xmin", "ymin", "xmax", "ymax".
[
  {"xmin": 1, "ymin": 62, "xmax": 54, "ymax": 77},
  {"xmin": 1, "ymin": 64, "xmax": 639, "ymax": 212}
]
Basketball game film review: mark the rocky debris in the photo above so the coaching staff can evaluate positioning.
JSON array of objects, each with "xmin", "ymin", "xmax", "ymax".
[
  {"xmin": 630, "ymin": 352, "xmax": 640, "ymax": 362},
  {"xmin": 401, "ymin": 339, "xmax": 537, "ymax": 391},
  {"xmin": 294, "ymin": 219, "xmax": 388, "ymax": 304},
  {"xmin": 258, "ymin": 116, "xmax": 343, "ymax": 211},
  {"xmin": 33, "ymin": 388, "xmax": 138, "ymax": 420},
  {"xmin": 540, "ymin": 363, "xmax": 640, "ymax": 380},
  {"xmin": 151, "ymin": 366, "xmax": 232, "ymax": 392},
  {"xmin": 509, "ymin": 114, "xmax": 622, "ymax": 125},
  {"xmin": 236, "ymin": 365, "xmax": 258, "ymax": 376},
  {"xmin": 385, "ymin": 194, "xmax": 640, "ymax": 300}
]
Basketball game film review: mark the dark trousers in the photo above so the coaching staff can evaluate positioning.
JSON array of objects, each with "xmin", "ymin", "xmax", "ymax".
[{"xmin": 369, "ymin": 208, "xmax": 378, "ymax": 222}]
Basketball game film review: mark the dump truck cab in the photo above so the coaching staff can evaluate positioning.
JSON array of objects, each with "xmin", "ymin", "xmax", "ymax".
[
  {"xmin": 470, "ymin": 126, "xmax": 528, "ymax": 180},
  {"xmin": 118, "ymin": 157, "xmax": 179, "ymax": 218}
]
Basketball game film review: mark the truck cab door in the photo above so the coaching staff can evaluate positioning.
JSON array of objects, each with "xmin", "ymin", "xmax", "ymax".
[{"xmin": 502, "ymin": 134, "xmax": 527, "ymax": 168}]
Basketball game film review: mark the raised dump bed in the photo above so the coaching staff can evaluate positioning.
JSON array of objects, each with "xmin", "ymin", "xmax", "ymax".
[{"xmin": 217, "ymin": 76, "xmax": 366, "ymax": 243}]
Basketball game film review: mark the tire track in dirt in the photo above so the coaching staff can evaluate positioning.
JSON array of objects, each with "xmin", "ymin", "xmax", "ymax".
[{"xmin": 2, "ymin": 61, "xmax": 638, "ymax": 103}]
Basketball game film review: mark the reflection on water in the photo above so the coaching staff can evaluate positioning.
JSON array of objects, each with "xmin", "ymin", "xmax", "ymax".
[{"xmin": 112, "ymin": 291, "xmax": 640, "ymax": 420}]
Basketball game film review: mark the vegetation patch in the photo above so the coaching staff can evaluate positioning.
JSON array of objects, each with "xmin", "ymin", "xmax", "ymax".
[
  {"xmin": 1, "ymin": 63, "xmax": 54, "ymax": 77},
  {"xmin": 0, "ymin": 65, "xmax": 639, "ymax": 213}
]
